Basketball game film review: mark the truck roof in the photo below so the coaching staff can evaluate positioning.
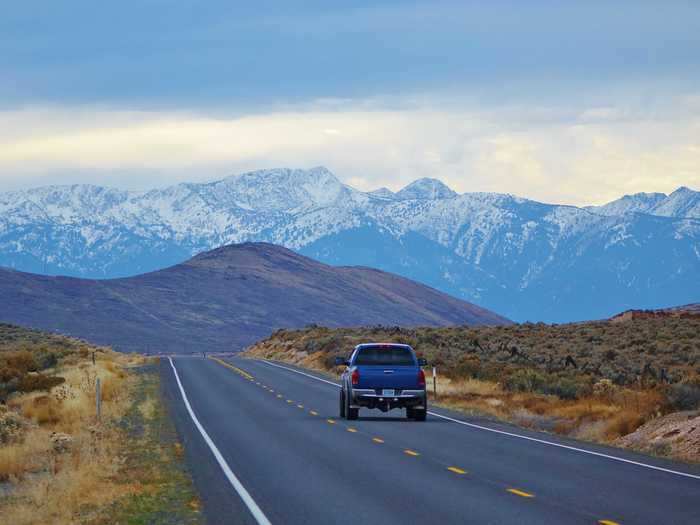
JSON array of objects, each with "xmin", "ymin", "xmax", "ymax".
[{"xmin": 354, "ymin": 343, "xmax": 413, "ymax": 349}]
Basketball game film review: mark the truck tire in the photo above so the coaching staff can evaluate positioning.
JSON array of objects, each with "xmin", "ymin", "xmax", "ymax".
[
  {"xmin": 346, "ymin": 390, "xmax": 358, "ymax": 420},
  {"xmin": 414, "ymin": 394, "xmax": 427, "ymax": 421},
  {"xmin": 339, "ymin": 389, "xmax": 346, "ymax": 418}
]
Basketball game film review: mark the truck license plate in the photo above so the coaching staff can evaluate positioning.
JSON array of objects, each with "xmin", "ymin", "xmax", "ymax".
[{"xmin": 382, "ymin": 389, "xmax": 395, "ymax": 397}]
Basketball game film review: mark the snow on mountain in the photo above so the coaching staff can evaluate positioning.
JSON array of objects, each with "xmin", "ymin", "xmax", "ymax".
[
  {"xmin": 588, "ymin": 187, "xmax": 700, "ymax": 218},
  {"xmin": 0, "ymin": 167, "xmax": 698, "ymax": 322},
  {"xmin": 653, "ymin": 187, "xmax": 700, "ymax": 218},
  {"xmin": 368, "ymin": 187, "xmax": 396, "ymax": 200},
  {"xmin": 395, "ymin": 178, "xmax": 457, "ymax": 200}
]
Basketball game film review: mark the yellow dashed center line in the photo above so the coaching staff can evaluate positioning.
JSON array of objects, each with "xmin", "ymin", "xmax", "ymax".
[
  {"xmin": 347, "ymin": 427, "xmax": 358, "ymax": 433},
  {"xmin": 208, "ymin": 357, "xmax": 254, "ymax": 380},
  {"xmin": 310, "ymin": 410, "xmax": 319, "ymax": 416},
  {"xmin": 372, "ymin": 437, "xmax": 384, "ymax": 444},
  {"xmin": 404, "ymin": 449, "xmax": 420, "ymax": 457},
  {"xmin": 447, "ymin": 466, "xmax": 467, "ymax": 475},
  {"xmin": 286, "ymin": 399, "xmax": 294, "ymax": 404},
  {"xmin": 276, "ymin": 394, "xmax": 283, "ymax": 398},
  {"xmin": 507, "ymin": 488, "xmax": 535, "ymax": 498},
  {"xmin": 327, "ymin": 419, "xmax": 336, "ymax": 424},
  {"xmin": 297, "ymin": 404, "xmax": 304, "ymax": 409},
  {"xmin": 599, "ymin": 521, "xmax": 621, "ymax": 525}
]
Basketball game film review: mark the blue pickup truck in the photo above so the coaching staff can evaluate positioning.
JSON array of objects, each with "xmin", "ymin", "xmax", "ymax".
[{"xmin": 336, "ymin": 343, "xmax": 428, "ymax": 421}]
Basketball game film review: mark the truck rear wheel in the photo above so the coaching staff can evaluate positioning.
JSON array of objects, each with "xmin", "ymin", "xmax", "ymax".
[
  {"xmin": 345, "ymin": 390, "xmax": 358, "ymax": 420},
  {"xmin": 339, "ymin": 390, "xmax": 346, "ymax": 418}
]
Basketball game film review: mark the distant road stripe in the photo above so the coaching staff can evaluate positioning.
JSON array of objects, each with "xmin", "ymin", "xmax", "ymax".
[
  {"xmin": 327, "ymin": 419, "xmax": 336, "ymax": 424},
  {"xmin": 168, "ymin": 358, "xmax": 271, "ymax": 525},
  {"xmin": 447, "ymin": 466, "xmax": 467, "ymax": 475},
  {"xmin": 258, "ymin": 360, "xmax": 700, "ymax": 481},
  {"xmin": 599, "ymin": 520, "xmax": 621, "ymax": 525},
  {"xmin": 210, "ymin": 357, "xmax": 254, "ymax": 380},
  {"xmin": 373, "ymin": 437, "xmax": 384, "ymax": 444},
  {"xmin": 404, "ymin": 449, "xmax": 420, "ymax": 457},
  {"xmin": 297, "ymin": 404, "xmax": 304, "ymax": 409},
  {"xmin": 310, "ymin": 410, "xmax": 319, "ymax": 416},
  {"xmin": 508, "ymin": 488, "xmax": 535, "ymax": 498},
  {"xmin": 347, "ymin": 427, "xmax": 358, "ymax": 433}
]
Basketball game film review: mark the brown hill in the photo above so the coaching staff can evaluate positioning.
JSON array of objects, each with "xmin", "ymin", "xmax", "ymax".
[
  {"xmin": 610, "ymin": 303, "xmax": 700, "ymax": 323},
  {"xmin": 0, "ymin": 243, "xmax": 509, "ymax": 353}
]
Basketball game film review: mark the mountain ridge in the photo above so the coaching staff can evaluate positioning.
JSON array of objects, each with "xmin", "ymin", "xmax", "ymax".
[
  {"xmin": 0, "ymin": 167, "xmax": 698, "ymax": 322},
  {"xmin": 0, "ymin": 242, "xmax": 509, "ymax": 353}
]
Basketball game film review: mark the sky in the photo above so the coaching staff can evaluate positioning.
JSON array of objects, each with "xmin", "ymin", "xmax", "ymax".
[{"xmin": 1, "ymin": 1, "xmax": 699, "ymax": 205}]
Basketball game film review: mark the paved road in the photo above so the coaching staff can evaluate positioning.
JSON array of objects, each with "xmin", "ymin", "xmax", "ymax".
[{"xmin": 161, "ymin": 356, "xmax": 700, "ymax": 525}]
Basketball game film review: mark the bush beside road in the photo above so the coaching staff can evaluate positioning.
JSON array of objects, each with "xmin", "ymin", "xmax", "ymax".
[{"xmin": 245, "ymin": 317, "xmax": 700, "ymax": 463}]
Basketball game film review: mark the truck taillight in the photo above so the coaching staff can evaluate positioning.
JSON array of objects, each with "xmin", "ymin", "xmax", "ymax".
[
  {"xmin": 351, "ymin": 369, "xmax": 360, "ymax": 386},
  {"xmin": 418, "ymin": 369, "xmax": 425, "ymax": 387}
]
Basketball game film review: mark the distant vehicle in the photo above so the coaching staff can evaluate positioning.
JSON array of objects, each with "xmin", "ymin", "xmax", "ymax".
[{"xmin": 336, "ymin": 343, "xmax": 428, "ymax": 421}]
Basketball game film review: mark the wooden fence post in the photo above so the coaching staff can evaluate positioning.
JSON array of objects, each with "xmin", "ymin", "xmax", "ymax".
[{"xmin": 96, "ymin": 377, "xmax": 102, "ymax": 420}]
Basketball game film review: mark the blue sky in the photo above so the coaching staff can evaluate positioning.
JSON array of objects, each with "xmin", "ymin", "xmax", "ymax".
[{"xmin": 1, "ymin": 1, "xmax": 699, "ymax": 204}]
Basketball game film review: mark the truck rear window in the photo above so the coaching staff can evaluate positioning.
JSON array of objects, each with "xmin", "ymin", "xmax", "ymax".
[{"xmin": 354, "ymin": 346, "xmax": 415, "ymax": 366}]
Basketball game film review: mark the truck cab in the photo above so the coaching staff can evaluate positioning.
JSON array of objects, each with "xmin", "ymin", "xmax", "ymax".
[{"xmin": 337, "ymin": 343, "xmax": 427, "ymax": 421}]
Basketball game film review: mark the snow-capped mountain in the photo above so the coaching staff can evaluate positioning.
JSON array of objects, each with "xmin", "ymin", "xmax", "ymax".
[
  {"xmin": 1, "ymin": 167, "xmax": 698, "ymax": 323},
  {"xmin": 587, "ymin": 187, "xmax": 700, "ymax": 218}
]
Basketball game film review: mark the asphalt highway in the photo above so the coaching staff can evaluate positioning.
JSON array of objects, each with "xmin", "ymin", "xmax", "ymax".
[{"xmin": 161, "ymin": 356, "xmax": 700, "ymax": 525}]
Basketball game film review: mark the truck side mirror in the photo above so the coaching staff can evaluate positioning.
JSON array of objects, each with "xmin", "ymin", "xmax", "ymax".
[
  {"xmin": 417, "ymin": 358, "xmax": 427, "ymax": 366},
  {"xmin": 334, "ymin": 356, "xmax": 349, "ymax": 366}
]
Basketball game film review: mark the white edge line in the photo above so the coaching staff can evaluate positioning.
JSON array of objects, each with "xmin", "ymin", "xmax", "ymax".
[
  {"xmin": 168, "ymin": 357, "xmax": 273, "ymax": 525},
  {"xmin": 259, "ymin": 359, "xmax": 700, "ymax": 481}
]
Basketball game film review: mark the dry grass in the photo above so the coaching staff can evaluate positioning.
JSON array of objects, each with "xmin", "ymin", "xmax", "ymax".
[
  {"xmin": 0, "ymin": 331, "xmax": 149, "ymax": 523},
  {"xmin": 0, "ymin": 432, "xmax": 50, "ymax": 482},
  {"xmin": 1, "ymin": 325, "xmax": 200, "ymax": 524}
]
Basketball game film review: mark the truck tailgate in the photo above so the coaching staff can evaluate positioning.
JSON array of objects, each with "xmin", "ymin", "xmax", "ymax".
[{"xmin": 357, "ymin": 366, "xmax": 420, "ymax": 389}]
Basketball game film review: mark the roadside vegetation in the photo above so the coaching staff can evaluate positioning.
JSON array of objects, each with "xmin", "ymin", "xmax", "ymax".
[
  {"xmin": 245, "ymin": 315, "xmax": 700, "ymax": 463},
  {"xmin": 0, "ymin": 323, "xmax": 203, "ymax": 524}
]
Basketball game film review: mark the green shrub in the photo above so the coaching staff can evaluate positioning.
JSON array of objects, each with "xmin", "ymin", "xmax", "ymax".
[
  {"xmin": 667, "ymin": 383, "xmax": 700, "ymax": 411},
  {"xmin": 544, "ymin": 376, "xmax": 585, "ymax": 400},
  {"xmin": 34, "ymin": 351, "xmax": 58, "ymax": 370},
  {"xmin": 504, "ymin": 369, "xmax": 547, "ymax": 393}
]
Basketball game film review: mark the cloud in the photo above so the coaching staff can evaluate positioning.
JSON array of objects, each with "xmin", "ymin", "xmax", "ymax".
[{"xmin": 0, "ymin": 96, "xmax": 698, "ymax": 205}]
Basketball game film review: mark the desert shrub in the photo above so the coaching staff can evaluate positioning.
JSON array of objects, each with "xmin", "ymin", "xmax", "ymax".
[
  {"xmin": 34, "ymin": 350, "xmax": 59, "ymax": 370},
  {"xmin": 544, "ymin": 376, "xmax": 585, "ymax": 400},
  {"xmin": 504, "ymin": 369, "xmax": 586, "ymax": 399},
  {"xmin": 504, "ymin": 369, "xmax": 547, "ymax": 394},
  {"xmin": 2, "ymin": 350, "xmax": 38, "ymax": 374},
  {"xmin": 323, "ymin": 351, "xmax": 345, "ymax": 371},
  {"xmin": 667, "ymin": 383, "xmax": 700, "ymax": 411},
  {"xmin": 0, "ymin": 407, "xmax": 27, "ymax": 444},
  {"xmin": 17, "ymin": 374, "xmax": 65, "ymax": 393},
  {"xmin": 593, "ymin": 379, "xmax": 618, "ymax": 399},
  {"xmin": 449, "ymin": 356, "xmax": 482, "ymax": 379}
]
